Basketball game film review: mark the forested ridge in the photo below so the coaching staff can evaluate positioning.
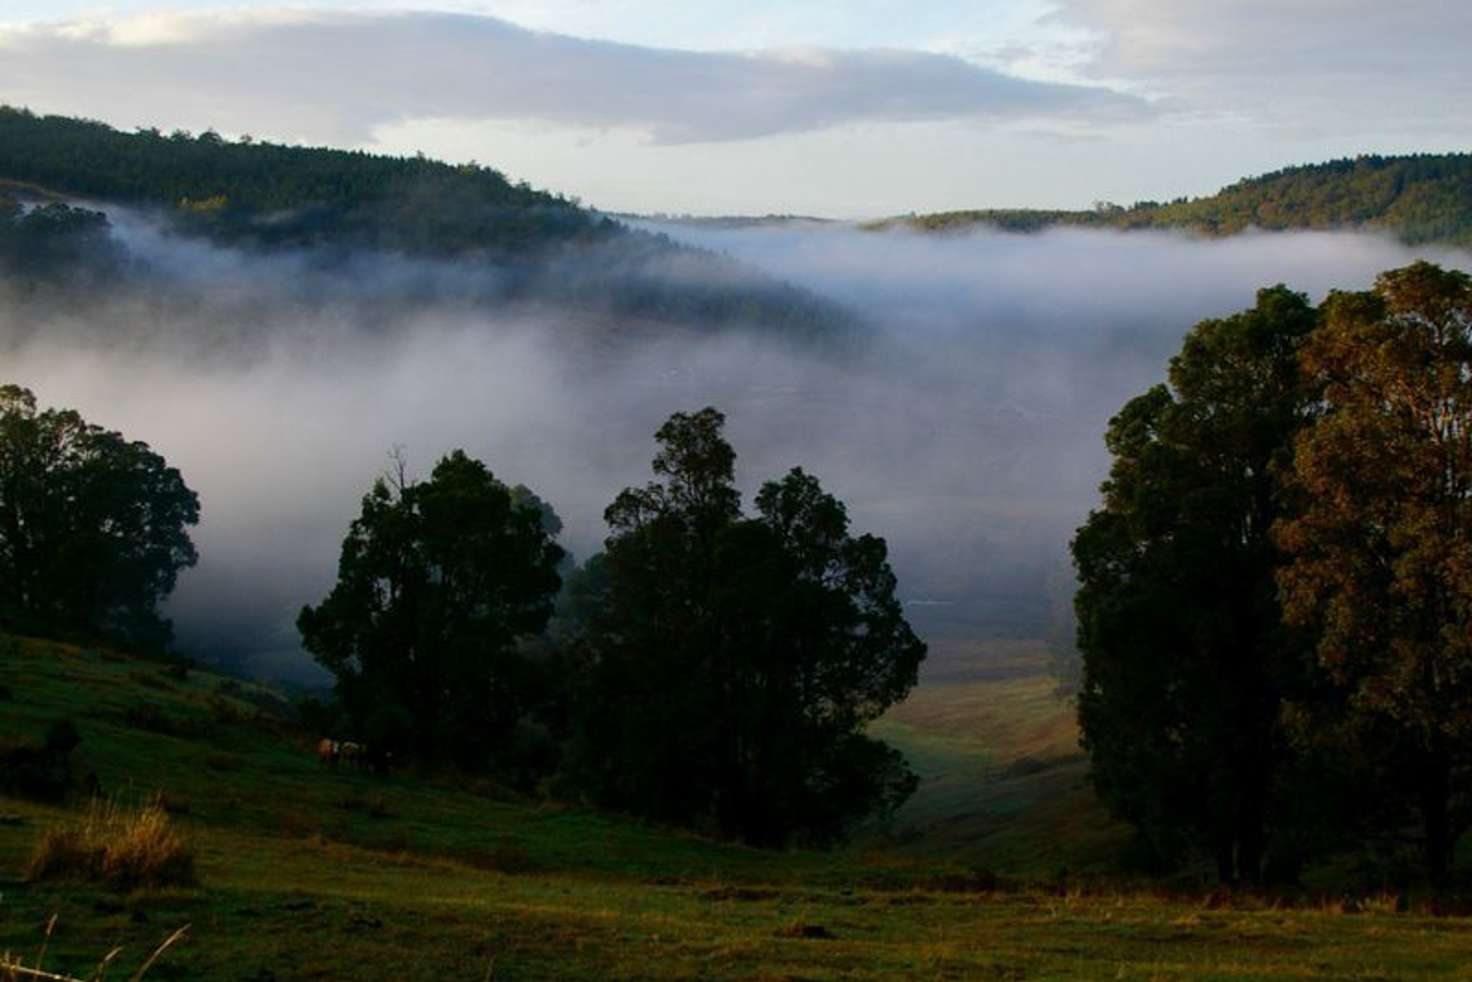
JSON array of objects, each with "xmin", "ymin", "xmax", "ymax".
[
  {"xmin": 0, "ymin": 104, "xmax": 596, "ymax": 255},
  {"xmin": 0, "ymin": 106, "xmax": 854, "ymax": 340},
  {"xmin": 876, "ymin": 154, "xmax": 1472, "ymax": 246}
]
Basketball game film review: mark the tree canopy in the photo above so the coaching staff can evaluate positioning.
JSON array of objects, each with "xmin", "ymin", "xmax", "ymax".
[
  {"xmin": 878, "ymin": 154, "xmax": 1472, "ymax": 248},
  {"xmin": 1075, "ymin": 261, "xmax": 1472, "ymax": 887},
  {"xmin": 1072, "ymin": 286, "xmax": 1319, "ymax": 883},
  {"xmin": 298, "ymin": 451, "xmax": 565, "ymax": 772},
  {"xmin": 569, "ymin": 408, "xmax": 925, "ymax": 846},
  {"xmin": 0, "ymin": 384, "xmax": 199, "ymax": 648},
  {"xmin": 1275, "ymin": 261, "xmax": 1472, "ymax": 885}
]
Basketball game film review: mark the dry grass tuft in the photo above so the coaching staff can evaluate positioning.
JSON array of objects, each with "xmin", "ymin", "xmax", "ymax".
[
  {"xmin": 25, "ymin": 798, "xmax": 196, "ymax": 892},
  {"xmin": 0, "ymin": 916, "xmax": 187, "ymax": 981}
]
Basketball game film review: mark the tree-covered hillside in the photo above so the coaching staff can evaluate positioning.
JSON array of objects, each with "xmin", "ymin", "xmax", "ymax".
[
  {"xmin": 0, "ymin": 105, "xmax": 597, "ymax": 257},
  {"xmin": 875, "ymin": 154, "xmax": 1472, "ymax": 246},
  {"xmin": 0, "ymin": 107, "xmax": 854, "ymax": 340}
]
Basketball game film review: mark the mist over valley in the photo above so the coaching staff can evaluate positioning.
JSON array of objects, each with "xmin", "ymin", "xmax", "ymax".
[
  {"xmin": 6, "ymin": 203, "xmax": 1463, "ymax": 682},
  {"xmin": 6, "ymin": 4, "xmax": 1472, "ymax": 973}
]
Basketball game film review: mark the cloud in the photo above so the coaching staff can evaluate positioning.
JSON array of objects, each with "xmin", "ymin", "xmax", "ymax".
[
  {"xmin": 5, "ymin": 205, "xmax": 1468, "ymax": 682},
  {"xmin": 0, "ymin": 9, "xmax": 1149, "ymax": 145},
  {"xmin": 1052, "ymin": 0, "xmax": 1472, "ymax": 137}
]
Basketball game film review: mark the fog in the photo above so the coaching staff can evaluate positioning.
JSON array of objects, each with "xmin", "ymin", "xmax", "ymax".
[{"xmin": 3, "ymin": 214, "xmax": 1467, "ymax": 684}]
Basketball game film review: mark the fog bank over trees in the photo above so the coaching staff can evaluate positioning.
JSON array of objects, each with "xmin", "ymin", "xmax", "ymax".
[{"xmin": 3, "ymin": 214, "xmax": 1466, "ymax": 682}]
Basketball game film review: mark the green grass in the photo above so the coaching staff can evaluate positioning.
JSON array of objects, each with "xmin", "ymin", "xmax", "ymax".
[
  {"xmin": 871, "ymin": 641, "xmax": 1130, "ymax": 876},
  {"xmin": 3, "ymin": 634, "xmax": 1470, "ymax": 979}
]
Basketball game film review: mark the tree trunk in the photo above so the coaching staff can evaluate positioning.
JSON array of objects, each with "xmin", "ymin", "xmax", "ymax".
[
  {"xmin": 1215, "ymin": 837, "xmax": 1236, "ymax": 887},
  {"xmin": 1422, "ymin": 738, "xmax": 1452, "ymax": 888},
  {"xmin": 1238, "ymin": 796, "xmax": 1266, "ymax": 887},
  {"xmin": 1234, "ymin": 739, "xmax": 1272, "ymax": 887}
]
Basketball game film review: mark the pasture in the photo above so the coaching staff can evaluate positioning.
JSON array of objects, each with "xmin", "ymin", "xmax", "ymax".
[{"xmin": 2, "ymin": 636, "xmax": 1470, "ymax": 979}]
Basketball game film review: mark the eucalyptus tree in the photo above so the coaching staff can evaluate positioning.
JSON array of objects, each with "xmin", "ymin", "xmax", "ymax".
[{"xmin": 1073, "ymin": 287, "xmax": 1318, "ymax": 883}]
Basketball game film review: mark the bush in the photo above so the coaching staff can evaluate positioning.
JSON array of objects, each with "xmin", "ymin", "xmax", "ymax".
[
  {"xmin": 0, "ymin": 719, "xmax": 80, "ymax": 801},
  {"xmin": 45, "ymin": 719, "xmax": 80, "ymax": 756},
  {"xmin": 25, "ymin": 797, "xmax": 197, "ymax": 891}
]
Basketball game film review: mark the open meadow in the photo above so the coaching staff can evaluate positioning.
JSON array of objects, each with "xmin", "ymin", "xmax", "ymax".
[{"xmin": 5, "ymin": 636, "xmax": 1472, "ymax": 980}]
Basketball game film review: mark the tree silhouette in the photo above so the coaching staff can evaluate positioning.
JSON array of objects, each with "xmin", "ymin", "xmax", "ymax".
[
  {"xmin": 299, "ymin": 451, "xmax": 564, "ymax": 771},
  {"xmin": 0, "ymin": 384, "xmax": 199, "ymax": 648},
  {"xmin": 571, "ymin": 408, "xmax": 925, "ymax": 846},
  {"xmin": 1073, "ymin": 287, "xmax": 1318, "ymax": 883}
]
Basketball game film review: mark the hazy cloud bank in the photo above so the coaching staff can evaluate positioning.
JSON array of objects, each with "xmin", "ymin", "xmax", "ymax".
[{"xmin": 3, "ymin": 216, "xmax": 1466, "ymax": 682}]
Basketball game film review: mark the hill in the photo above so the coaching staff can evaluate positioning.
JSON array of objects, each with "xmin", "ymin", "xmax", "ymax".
[
  {"xmin": 0, "ymin": 107, "xmax": 855, "ymax": 342},
  {"xmin": 3, "ymin": 634, "xmax": 1469, "ymax": 979},
  {"xmin": 872, "ymin": 154, "xmax": 1472, "ymax": 246}
]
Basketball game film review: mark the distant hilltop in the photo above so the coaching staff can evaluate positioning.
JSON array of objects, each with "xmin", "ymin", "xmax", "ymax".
[
  {"xmin": 0, "ymin": 106, "xmax": 856, "ymax": 343},
  {"xmin": 865, "ymin": 154, "xmax": 1472, "ymax": 248}
]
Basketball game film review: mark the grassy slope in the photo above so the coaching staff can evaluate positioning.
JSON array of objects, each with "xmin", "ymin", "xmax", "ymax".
[
  {"xmin": 872, "ymin": 641, "xmax": 1128, "ymax": 877},
  {"xmin": 4, "ymin": 636, "xmax": 1471, "ymax": 980}
]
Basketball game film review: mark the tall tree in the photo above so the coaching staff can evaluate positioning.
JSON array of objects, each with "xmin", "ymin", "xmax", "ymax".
[
  {"xmin": 298, "ymin": 451, "xmax": 564, "ymax": 771},
  {"xmin": 0, "ymin": 384, "xmax": 199, "ymax": 648},
  {"xmin": 571, "ymin": 408, "xmax": 925, "ymax": 846},
  {"xmin": 1276, "ymin": 261, "xmax": 1472, "ymax": 885},
  {"xmin": 1072, "ymin": 286, "xmax": 1318, "ymax": 883}
]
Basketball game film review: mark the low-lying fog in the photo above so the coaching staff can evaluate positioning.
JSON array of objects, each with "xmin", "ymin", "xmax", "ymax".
[{"xmin": 4, "ymin": 214, "xmax": 1467, "ymax": 684}]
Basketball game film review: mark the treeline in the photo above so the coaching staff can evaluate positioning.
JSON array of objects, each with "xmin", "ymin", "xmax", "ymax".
[
  {"xmin": 0, "ymin": 105, "xmax": 595, "ymax": 257},
  {"xmin": 0, "ymin": 192, "xmax": 122, "ymax": 283},
  {"xmin": 1075, "ymin": 260, "xmax": 1472, "ymax": 889},
  {"xmin": 878, "ymin": 154, "xmax": 1472, "ymax": 247},
  {"xmin": 0, "ymin": 388, "xmax": 924, "ymax": 848},
  {"xmin": 0, "ymin": 107, "xmax": 855, "ymax": 341}
]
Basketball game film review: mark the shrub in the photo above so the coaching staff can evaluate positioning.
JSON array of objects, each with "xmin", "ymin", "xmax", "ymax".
[
  {"xmin": 44, "ymin": 719, "xmax": 80, "ymax": 756},
  {"xmin": 0, "ymin": 719, "xmax": 79, "ymax": 801},
  {"xmin": 25, "ymin": 797, "xmax": 197, "ymax": 891}
]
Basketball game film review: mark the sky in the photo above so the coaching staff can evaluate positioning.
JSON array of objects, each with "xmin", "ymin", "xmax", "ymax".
[{"xmin": 0, "ymin": 1, "xmax": 1467, "ymax": 216}]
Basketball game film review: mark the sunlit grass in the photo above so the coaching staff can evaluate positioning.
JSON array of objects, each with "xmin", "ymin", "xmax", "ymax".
[{"xmin": 3, "ymin": 634, "xmax": 1472, "ymax": 979}]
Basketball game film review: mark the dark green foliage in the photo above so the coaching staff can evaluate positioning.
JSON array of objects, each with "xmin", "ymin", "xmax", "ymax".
[
  {"xmin": 0, "ymin": 106, "xmax": 856, "ymax": 340},
  {"xmin": 884, "ymin": 154, "xmax": 1472, "ymax": 247},
  {"xmin": 0, "ymin": 106, "xmax": 591, "ymax": 258},
  {"xmin": 0, "ymin": 717, "xmax": 79, "ymax": 801},
  {"xmin": 44, "ymin": 718, "xmax": 80, "ymax": 756},
  {"xmin": 298, "ymin": 451, "xmax": 564, "ymax": 775},
  {"xmin": 570, "ymin": 408, "xmax": 925, "ymax": 846},
  {"xmin": 0, "ymin": 385, "xmax": 200, "ymax": 649},
  {"xmin": 1072, "ymin": 287, "xmax": 1320, "ymax": 884},
  {"xmin": 0, "ymin": 195, "xmax": 122, "ymax": 283}
]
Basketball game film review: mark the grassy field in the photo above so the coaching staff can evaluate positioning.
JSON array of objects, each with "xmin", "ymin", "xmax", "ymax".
[
  {"xmin": 872, "ymin": 639, "xmax": 1130, "ymax": 877},
  {"xmin": 3, "ymin": 635, "xmax": 1471, "ymax": 980}
]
